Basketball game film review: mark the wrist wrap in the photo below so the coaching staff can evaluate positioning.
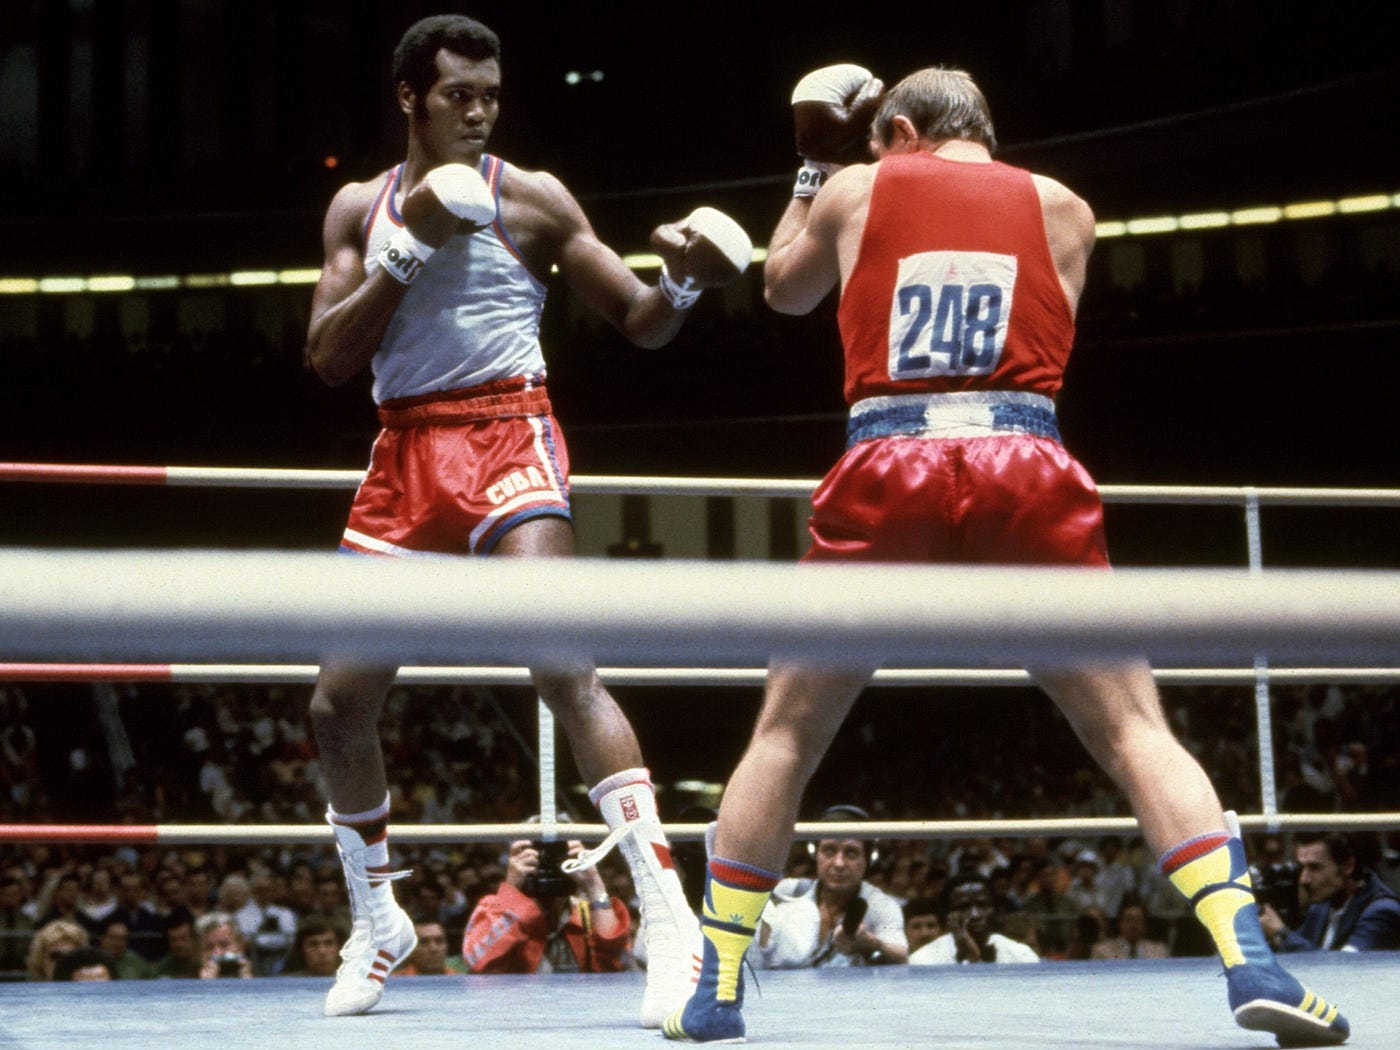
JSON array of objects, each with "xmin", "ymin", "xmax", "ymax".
[
  {"xmin": 658, "ymin": 264, "xmax": 701, "ymax": 310},
  {"xmin": 793, "ymin": 160, "xmax": 834, "ymax": 198},
  {"xmin": 375, "ymin": 226, "xmax": 436, "ymax": 285}
]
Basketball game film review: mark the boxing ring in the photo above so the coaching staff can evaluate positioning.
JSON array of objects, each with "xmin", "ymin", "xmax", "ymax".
[
  {"xmin": 3, "ymin": 955, "xmax": 1396, "ymax": 1050},
  {"xmin": 2, "ymin": 463, "xmax": 1399, "ymax": 1048}
]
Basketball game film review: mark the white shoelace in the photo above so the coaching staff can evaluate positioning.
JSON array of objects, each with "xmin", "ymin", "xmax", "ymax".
[
  {"xmin": 561, "ymin": 825, "xmax": 630, "ymax": 874},
  {"xmin": 337, "ymin": 867, "xmax": 414, "ymax": 974},
  {"xmin": 343, "ymin": 865, "xmax": 415, "ymax": 890}
]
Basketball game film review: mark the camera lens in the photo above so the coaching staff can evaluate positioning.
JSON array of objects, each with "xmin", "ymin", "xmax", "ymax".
[
  {"xmin": 523, "ymin": 840, "xmax": 574, "ymax": 899},
  {"xmin": 215, "ymin": 953, "xmax": 243, "ymax": 977}
]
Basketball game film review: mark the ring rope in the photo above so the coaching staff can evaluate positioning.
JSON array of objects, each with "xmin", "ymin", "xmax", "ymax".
[
  {"xmin": 3, "ymin": 461, "xmax": 1400, "ymax": 506},
  {"xmin": 2, "ymin": 470, "xmax": 1394, "ymax": 859},
  {"xmin": 4, "ymin": 663, "xmax": 1400, "ymax": 686},
  {"xmin": 5, "ymin": 814, "xmax": 1400, "ymax": 846},
  {"xmin": 2, "ymin": 551, "xmax": 1398, "ymax": 667}
]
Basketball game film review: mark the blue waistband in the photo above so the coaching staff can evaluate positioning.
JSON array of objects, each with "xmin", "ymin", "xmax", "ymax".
[{"xmin": 846, "ymin": 391, "xmax": 1061, "ymax": 448}]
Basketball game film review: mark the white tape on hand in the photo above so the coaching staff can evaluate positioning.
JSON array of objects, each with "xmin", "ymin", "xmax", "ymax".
[
  {"xmin": 793, "ymin": 160, "xmax": 834, "ymax": 199},
  {"xmin": 375, "ymin": 226, "xmax": 436, "ymax": 285}
]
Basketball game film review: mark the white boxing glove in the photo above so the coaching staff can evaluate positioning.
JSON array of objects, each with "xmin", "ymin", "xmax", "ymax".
[
  {"xmin": 651, "ymin": 206, "xmax": 754, "ymax": 310},
  {"xmin": 684, "ymin": 207, "xmax": 753, "ymax": 279},
  {"xmin": 376, "ymin": 163, "xmax": 497, "ymax": 285},
  {"xmin": 421, "ymin": 163, "xmax": 496, "ymax": 225}
]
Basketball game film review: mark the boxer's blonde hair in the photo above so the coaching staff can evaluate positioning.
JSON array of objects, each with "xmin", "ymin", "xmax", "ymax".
[{"xmin": 873, "ymin": 67, "xmax": 997, "ymax": 153}]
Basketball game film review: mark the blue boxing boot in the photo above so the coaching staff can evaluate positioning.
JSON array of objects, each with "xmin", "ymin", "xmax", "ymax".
[
  {"xmin": 1161, "ymin": 831, "xmax": 1349, "ymax": 1047},
  {"xmin": 662, "ymin": 856, "xmax": 778, "ymax": 1044}
]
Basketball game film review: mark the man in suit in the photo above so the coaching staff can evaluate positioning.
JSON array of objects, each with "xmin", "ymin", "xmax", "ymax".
[{"xmin": 1261, "ymin": 833, "xmax": 1400, "ymax": 952}]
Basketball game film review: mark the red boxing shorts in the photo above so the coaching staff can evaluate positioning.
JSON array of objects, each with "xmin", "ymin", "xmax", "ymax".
[
  {"xmin": 341, "ymin": 376, "xmax": 572, "ymax": 557},
  {"xmin": 804, "ymin": 391, "xmax": 1109, "ymax": 567}
]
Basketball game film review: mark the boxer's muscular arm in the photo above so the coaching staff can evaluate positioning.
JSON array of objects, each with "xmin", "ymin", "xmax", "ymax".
[
  {"xmin": 534, "ymin": 173, "xmax": 684, "ymax": 350},
  {"xmin": 305, "ymin": 182, "xmax": 407, "ymax": 387},
  {"xmin": 764, "ymin": 165, "xmax": 871, "ymax": 315},
  {"xmin": 521, "ymin": 170, "xmax": 750, "ymax": 349},
  {"xmin": 765, "ymin": 64, "xmax": 882, "ymax": 316}
]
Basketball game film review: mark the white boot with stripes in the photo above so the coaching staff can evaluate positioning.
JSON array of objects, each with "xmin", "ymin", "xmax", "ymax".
[
  {"xmin": 323, "ymin": 816, "xmax": 418, "ymax": 1017},
  {"xmin": 569, "ymin": 769, "xmax": 701, "ymax": 1029}
]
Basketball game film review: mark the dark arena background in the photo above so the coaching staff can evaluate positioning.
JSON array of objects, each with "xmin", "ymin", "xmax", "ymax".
[{"xmin": 1, "ymin": 2, "xmax": 1398, "ymax": 1048}]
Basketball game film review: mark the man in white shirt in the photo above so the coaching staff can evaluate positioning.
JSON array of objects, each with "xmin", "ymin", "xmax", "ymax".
[
  {"xmin": 230, "ymin": 872, "xmax": 298, "ymax": 976},
  {"xmin": 910, "ymin": 873, "xmax": 1039, "ymax": 965},
  {"xmin": 754, "ymin": 806, "xmax": 907, "ymax": 968}
]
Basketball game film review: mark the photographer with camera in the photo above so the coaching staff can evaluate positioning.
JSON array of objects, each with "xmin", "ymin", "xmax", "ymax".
[
  {"xmin": 194, "ymin": 911, "xmax": 252, "ymax": 979},
  {"xmin": 460, "ymin": 838, "xmax": 631, "ymax": 974},
  {"xmin": 1259, "ymin": 832, "xmax": 1400, "ymax": 953}
]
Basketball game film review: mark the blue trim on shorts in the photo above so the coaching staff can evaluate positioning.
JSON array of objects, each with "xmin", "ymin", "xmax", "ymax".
[
  {"xmin": 990, "ymin": 400, "xmax": 1061, "ymax": 440},
  {"xmin": 476, "ymin": 505, "xmax": 574, "ymax": 555},
  {"xmin": 846, "ymin": 399, "xmax": 1060, "ymax": 447},
  {"xmin": 536, "ymin": 415, "xmax": 572, "ymax": 512}
]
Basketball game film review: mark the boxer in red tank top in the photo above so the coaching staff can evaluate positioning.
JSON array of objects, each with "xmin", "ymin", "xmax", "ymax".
[{"xmin": 668, "ymin": 66, "xmax": 1349, "ymax": 1048}]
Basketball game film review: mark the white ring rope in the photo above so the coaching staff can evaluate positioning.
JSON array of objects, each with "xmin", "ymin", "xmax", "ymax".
[
  {"xmin": 2, "ymin": 468, "xmax": 1395, "ymax": 851},
  {"xmin": 5, "ymin": 814, "xmax": 1400, "ymax": 846},
  {"xmin": 3, "ymin": 461, "xmax": 1400, "ymax": 506},
  {"xmin": 1, "ymin": 551, "xmax": 1398, "ymax": 667},
  {"xmin": 4, "ymin": 663, "xmax": 1400, "ymax": 686}
]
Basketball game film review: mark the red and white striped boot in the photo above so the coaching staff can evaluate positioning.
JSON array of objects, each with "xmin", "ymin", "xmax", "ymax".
[{"xmin": 323, "ymin": 813, "xmax": 418, "ymax": 1017}]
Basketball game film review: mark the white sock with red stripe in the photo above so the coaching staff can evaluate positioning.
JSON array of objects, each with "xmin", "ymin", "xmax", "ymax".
[
  {"xmin": 323, "ymin": 795, "xmax": 417, "ymax": 1016},
  {"xmin": 590, "ymin": 767, "xmax": 676, "ymax": 880},
  {"xmin": 328, "ymin": 796, "xmax": 392, "ymax": 882}
]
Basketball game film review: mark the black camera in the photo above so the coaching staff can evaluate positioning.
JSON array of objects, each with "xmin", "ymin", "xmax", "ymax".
[
  {"xmin": 522, "ymin": 840, "xmax": 575, "ymax": 900},
  {"xmin": 1251, "ymin": 861, "xmax": 1303, "ymax": 929},
  {"xmin": 213, "ymin": 951, "xmax": 245, "ymax": 978}
]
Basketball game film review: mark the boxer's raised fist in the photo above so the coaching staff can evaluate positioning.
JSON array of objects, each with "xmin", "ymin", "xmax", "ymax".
[
  {"xmin": 401, "ymin": 163, "xmax": 495, "ymax": 248},
  {"xmin": 374, "ymin": 164, "xmax": 496, "ymax": 284},
  {"xmin": 791, "ymin": 64, "xmax": 885, "ymax": 165},
  {"xmin": 650, "ymin": 206, "xmax": 753, "ymax": 309}
]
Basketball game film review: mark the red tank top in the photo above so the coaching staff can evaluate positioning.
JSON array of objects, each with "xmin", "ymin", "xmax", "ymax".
[{"xmin": 836, "ymin": 153, "xmax": 1075, "ymax": 404}]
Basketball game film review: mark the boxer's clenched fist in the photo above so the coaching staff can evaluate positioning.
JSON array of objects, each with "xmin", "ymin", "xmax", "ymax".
[
  {"xmin": 791, "ymin": 64, "xmax": 885, "ymax": 166},
  {"xmin": 650, "ymin": 207, "xmax": 753, "ymax": 310}
]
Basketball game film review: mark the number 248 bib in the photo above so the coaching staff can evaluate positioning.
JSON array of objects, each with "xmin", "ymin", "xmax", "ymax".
[{"xmin": 887, "ymin": 250, "xmax": 1016, "ymax": 379}]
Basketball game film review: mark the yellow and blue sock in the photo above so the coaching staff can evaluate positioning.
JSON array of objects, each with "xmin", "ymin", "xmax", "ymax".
[{"xmin": 1161, "ymin": 831, "xmax": 1270, "ymax": 969}]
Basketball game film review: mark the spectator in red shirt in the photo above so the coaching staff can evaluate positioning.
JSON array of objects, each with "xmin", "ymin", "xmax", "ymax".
[{"xmin": 461, "ymin": 838, "xmax": 630, "ymax": 974}]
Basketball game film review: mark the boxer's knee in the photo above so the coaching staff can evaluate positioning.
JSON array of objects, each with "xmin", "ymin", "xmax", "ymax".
[{"xmin": 309, "ymin": 667, "xmax": 393, "ymax": 735}]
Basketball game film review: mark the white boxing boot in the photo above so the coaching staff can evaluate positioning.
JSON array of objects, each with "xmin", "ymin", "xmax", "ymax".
[
  {"xmin": 568, "ymin": 769, "xmax": 701, "ymax": 1028},
  {"xmin": 323, "ymin": 814, "xmax": 418, "ymax": 1017}
]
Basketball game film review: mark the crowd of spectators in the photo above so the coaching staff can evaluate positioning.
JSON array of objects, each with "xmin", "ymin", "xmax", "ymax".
[{"xmin": 1, "ymin": 672, "xmax": 1395, "ymax": 982}]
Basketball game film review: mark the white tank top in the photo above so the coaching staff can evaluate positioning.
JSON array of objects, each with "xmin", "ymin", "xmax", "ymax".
[{"xmin": 361, "ymin": 155, "xmax": 548, "ymax": 403}]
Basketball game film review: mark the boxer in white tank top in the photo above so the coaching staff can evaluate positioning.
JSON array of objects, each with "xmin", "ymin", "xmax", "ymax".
[
  {"xmin": 360, "ymin": 155, "xmax": 546, "ymax": 403},
  {"xmin": 300, "ymin": 13, "xmax": 754, "ymax": 1030}
]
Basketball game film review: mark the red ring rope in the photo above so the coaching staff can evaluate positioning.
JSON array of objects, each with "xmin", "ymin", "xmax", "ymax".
[{"xmin": 0, "ymin": 462, "xmax": 169, "ymax": 485}]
